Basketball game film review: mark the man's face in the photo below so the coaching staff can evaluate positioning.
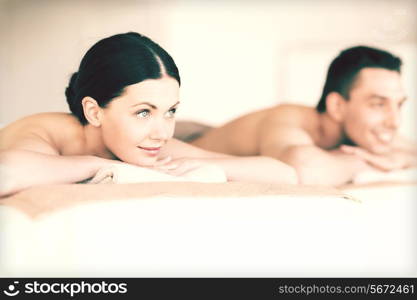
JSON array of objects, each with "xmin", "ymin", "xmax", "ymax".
[{"xmin": 341, "ymin": 68, "xmax": 406, "ymax": 154}]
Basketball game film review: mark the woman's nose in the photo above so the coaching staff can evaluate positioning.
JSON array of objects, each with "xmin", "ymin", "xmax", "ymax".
[{"xmin": 149, "ymin": 119, "xmax": 171, "ymax": 141}]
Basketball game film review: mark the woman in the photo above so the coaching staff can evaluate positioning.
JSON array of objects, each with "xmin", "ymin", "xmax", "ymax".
[{"xmin": 0, "ymin": 32, "xmax": 297, "ymax": 197}]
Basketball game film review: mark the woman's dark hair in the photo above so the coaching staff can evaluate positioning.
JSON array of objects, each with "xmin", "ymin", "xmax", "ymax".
[
  {"xmin": 65, "ymin": 32, "xmax": 180, "ymax": 124},
  {"xmin": 316, "ymin": 46, "xmax": 401, "ymax": 113}
]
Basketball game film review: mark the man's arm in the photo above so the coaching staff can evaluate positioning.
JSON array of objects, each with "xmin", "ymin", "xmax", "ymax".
[
  {"xmin": 392, "ymin": 135, "xmax": 417, "ymax": 167},
  {"xmin": 258, "ymin": 125, "xmax": 367, "ymax": 186},
  {"xmin": 340, "ymin": 135, "xmax": 417, "ymax": 171},
  {"xmin": 393, "ymin": 135, "xmax": 417, "ymax": 154}
]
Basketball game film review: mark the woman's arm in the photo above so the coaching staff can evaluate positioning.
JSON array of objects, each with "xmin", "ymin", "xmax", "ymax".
[
  {"xmin": 0, "ymin": 150, "xmax": 113, "ymax": 197},
  {"xmin": 197, "ymin": 156, "xmax": 298, "ymax": 184},
  {"xmin": 161, "ymin": 139, "xmax": 298, "ymax": 184}
]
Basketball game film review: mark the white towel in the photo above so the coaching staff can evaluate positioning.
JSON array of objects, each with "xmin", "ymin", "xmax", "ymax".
[{"xmin": 88, "ymin": 163, "xmax": 227, "ymax": 184}]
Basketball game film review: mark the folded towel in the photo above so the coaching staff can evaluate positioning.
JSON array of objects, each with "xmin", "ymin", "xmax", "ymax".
[
  {"xmin": 353, "ymin": 168, "xmax": 417, "ymax": 184},
  {"xmin": 88, "ymin": 163, "xmax": 227, "ymax": 184}
]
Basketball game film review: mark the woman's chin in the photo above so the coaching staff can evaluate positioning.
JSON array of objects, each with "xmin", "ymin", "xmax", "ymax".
[{"xmin": 127, "ymin": 157, "xmax": 158, "ymax": 168}]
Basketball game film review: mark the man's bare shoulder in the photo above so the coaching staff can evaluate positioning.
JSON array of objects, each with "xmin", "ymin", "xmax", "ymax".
[
  {"xmin": 255, "ymin": 104, "xmax": 320, "ymax": 157},
  {"xmin": 256, "ymin": 104, "xmax": 322, "ymax": 147},
  {"xmin": 0, "ymin": 113, "xmax": 84, "ymax": 153},
  {"xmin": 264, "ymin": 104, "xmax": 319, "ymax": 127}
]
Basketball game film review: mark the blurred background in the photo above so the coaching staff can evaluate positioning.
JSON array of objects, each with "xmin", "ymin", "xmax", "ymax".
[{"xmin": 1, "ymin": 0, "xmax": 416, "ymax": 139}]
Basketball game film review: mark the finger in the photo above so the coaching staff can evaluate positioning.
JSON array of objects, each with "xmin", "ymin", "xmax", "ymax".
[
  {"xmin": 167, "ymin": 161, "xmax": 202, "ymax": 177},
  {"xmin": 157, "ymin": 163, "xmax": 186, "ymax": 176},
  {"xmin": 154, "ymin": 161, "xmax": 179, "ymax": 170},
  {"xmin": 100, "ymin": 176, "xmax": 114, "ymax": 184},
  {"xmin": 351, "ymin": 150, "xmax": 394, "ymax": 171},
  {"xmin": 366, "ymin": 160, "xmax": 393, "ymax": 172},
  {"xmin": 153, "ymin": 156, "xmax": 172, "ymax": 166},
  {"xmin": 89, "ymin": 168, "xmax": 114, "ymax": 184},
  {"xmin": 340, "ymin": 145, "xmax": 378, "ymax": 164},
  {"xmin": 162, "ymin": 165, "xmax": 189, "ymax": 176},
  {"xmin": 339, "ymin": 145, "xmax": 357, "ymax": 154},
  {"xmin": 342, "ymin": 146, "xmax": 373, "ymax": 160}
]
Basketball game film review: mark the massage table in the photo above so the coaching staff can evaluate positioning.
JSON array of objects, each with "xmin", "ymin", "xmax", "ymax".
[{"xmin": 1, "ymin": 176, "xmax": 415, "ymax": 277}]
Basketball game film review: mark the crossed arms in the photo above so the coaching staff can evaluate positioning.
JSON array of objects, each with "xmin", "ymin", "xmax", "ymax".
[
  {"xmin": 0, "ymin": 135, "xmax": 298, "ymax": 197},
  {"xmin": 258, "ymin": 121, "xmax": 416, "ymax": 186}
]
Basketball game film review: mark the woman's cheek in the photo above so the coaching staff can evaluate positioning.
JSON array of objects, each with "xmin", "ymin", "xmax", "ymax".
[{"xmin": 168, "ymin": 123, "xmax": 176, "ymax": 139}]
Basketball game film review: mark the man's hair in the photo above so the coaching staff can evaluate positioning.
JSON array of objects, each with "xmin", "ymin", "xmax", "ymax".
[{"xmin": 316, "ymin": 46, "xmax": 402, "ymax": 113}]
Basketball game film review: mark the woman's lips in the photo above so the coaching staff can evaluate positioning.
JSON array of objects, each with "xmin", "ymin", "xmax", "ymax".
[{"xmin": 138, "ymin": 146, "xmax": 161, "ymax": 156}]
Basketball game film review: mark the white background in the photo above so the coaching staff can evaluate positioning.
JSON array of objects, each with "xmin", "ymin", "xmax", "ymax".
[{"xmin": 1, "ymin": 0, "xmax": 416, "ymax": 138}]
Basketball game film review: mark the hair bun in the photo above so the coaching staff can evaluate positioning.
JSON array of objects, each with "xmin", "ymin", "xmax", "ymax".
[{"xmin": 65, "ymin": 72, "xmax": 79, "ymax": 107}]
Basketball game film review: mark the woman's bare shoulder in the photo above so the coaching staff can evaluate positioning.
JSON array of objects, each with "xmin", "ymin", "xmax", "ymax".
[{"xmin": 0, "ymin": 112, "xmax": 85, "ymax": 154}]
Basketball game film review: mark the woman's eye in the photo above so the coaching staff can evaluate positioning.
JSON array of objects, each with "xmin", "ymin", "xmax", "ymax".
[
  {"xmin": 167, "ymin": 108, "xmax": 177, "ymax": 117},
  {"xmin": 137, "ymin": 109, "xmax": 150, "ymax": 118}
]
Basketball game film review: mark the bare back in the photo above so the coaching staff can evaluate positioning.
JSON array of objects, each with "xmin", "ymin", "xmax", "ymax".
[
  {"xmin": 0, "ymin": 113, "xmax": 87, "ymax": 156},
  {"xmin": 192, "ymin": 104, "xmax": 322, "ymax": 156}
]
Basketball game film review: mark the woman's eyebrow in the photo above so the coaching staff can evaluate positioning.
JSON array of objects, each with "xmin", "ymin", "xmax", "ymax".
[
  {"xmin": 130, "ymin": 102, "xmax": 157, "ymax": 109},
  {"xmin": 130, "ymin": 101, "xmax": 180, "ymax": 109},
  {"xmin": 170, "ymin": 101, "xmax": 180, "ymax": 108}
]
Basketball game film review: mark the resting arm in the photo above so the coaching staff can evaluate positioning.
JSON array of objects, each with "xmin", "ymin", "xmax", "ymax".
[
  {"xmin": 279, "ymin": 145, "xmax": 368, "ymax": 185},
  {"xmin": 392, "ymin": 135, "xmax": 417, "ymax": 168},
  {"xmin": 340, "ymin": 136, "xmax": 417, "ymax": 171},
  {"xmin": 0, "ymin": 149, "xmax": 113, "ymax": 197},
  {"xmin": 162, "ymin": 138, "xmax": 298, "ymax": 184},
  {"xmin": 196, "ymin": 156, "xmax": 298, "ymax": 184},
  {"xmin": 259, "ymin": 126, "xmax": 366, "ymax": 186}
]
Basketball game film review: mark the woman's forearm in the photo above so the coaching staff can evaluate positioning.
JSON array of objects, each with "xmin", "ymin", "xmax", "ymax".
[
  {"xmin": 0, "ymin": 150, "xmax": 112, "ymax": 197},
  {"xmin": 201, "ymin": 156, "xmax": 298, "ymax": 184},
  {"xmin": 165, "ymin": 139, "xmax": 298, "ymax": 184}
]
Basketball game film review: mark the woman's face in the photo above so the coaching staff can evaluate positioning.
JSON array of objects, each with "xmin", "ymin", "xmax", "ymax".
[{"xmin": 99, "ymin": 76, "xmax": 180, "ymax": 167}]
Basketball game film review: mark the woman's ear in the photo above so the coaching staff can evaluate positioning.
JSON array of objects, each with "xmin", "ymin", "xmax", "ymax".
[
  {"xmin": 82, "ymin": 97, "xmax": 103, "ymax": 127},
  {"xmin": 325, "ymin": 92, "xmax": 347, "ymax": 123}
]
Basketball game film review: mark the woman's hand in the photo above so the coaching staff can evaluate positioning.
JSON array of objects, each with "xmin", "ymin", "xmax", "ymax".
[
  {"xmin": 152, "ymin": 156, "xmax": 207, "ymax": 176},
  {"xmin": 154, "ymin": 155, "xmax": 298, "ymax": 184}
]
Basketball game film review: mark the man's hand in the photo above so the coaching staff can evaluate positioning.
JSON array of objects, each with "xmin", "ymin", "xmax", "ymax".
[{"xmin": 340, "ymin": 145, "xmax": 416, "ymax": 172}]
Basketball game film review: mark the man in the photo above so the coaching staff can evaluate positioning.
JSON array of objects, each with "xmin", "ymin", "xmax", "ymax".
[{"xmin": 186, "ymin": 46, "xmax": 416, "ymax": 185}]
